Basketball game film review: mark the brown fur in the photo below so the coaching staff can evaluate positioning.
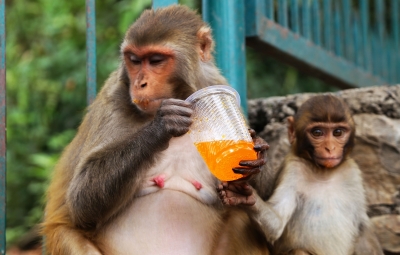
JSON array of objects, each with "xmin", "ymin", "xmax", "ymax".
[{"xmin": 42, "ymin": 5, "xmax": 270, "ymax": 255}]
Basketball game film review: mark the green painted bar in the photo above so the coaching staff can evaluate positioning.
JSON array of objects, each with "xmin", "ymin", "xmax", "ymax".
[
  {"xmin": 266, "ymin": 0, "xmax": 274, "ymax": 20},
  {"xmin": 393, "ymin": 0, "xmax": 399, "ymax": 48},
  {"xmin": 383, "ymin": 42, "xmax": 389, "ymax": 81},
  {"xmin": 258, "ymin": 0, "xmax": 267, "ymax": 17},
  {"xmin": 371, "ymin": 34, "xmax": 379, "ymax": 77},
  {"xmin": 0, "ymin": 0, "xmax": 5, "ymax": 252},
  {"xmin": 388, "ymin": 43, "xmax": 395, "ymax": 84},
  {"xmin": 398, "ymin": 53, "xmax": 400, "ymax": 83},
  {"xmin": 245, "ymin": 0, "xmax": 267, "ymax": 37},
  {"xmin": 245, "ymin": 0, "xmax": 257, "ymax": 37},
  {"xmin": 152, "ymin": 0, "xmax": 178, "ymax": 9},
  {"xmin": 302, "ymin": 0, "xmax": 311, "ymax": 40},
  {"xmin": 312, "ymin": 0, "xmax": 321, "ymax": 46},
  {"xmin": 245, "ymin": 0, "xmax": 270, "ymax": 37},
  {"xmin": 290, "ymin": 0, "xmax": 299, "ymax": 33},
  {"xmin": 342, "ymin": 0, "xmax": 352, "ymax": 60},
  {"xmin": 278, "ymin": 0, "xmax": 288, "ymax": 28},
  {"xmin": 375, "ymin": 0, "xmax": 385, "ymax": 79},
  {"xmin": 323, "ymin": 0, "xmax": 332, "ymax": 51},
  {"xmin": 204, "ymin": 0, "xmax": 248, "ymax": 114},
  {"xmin": 352, "ymin": 15, "xmax": 362, "ymax": 67},
  {"xmin": 360, "ymin": 0, "xmax": 370, "ymax": 71},
  {"xmin": 389, "ymin": 44, "xmax": 395, "ymax": 83},
  {"xmin": 202, "ymin": 0, "xmax": 210, "ymax": 23},
  {"xmin": 333, "ymin": 3, "xmax": 342, "ymax": 57},
  {"xmin": 86, "ymin": 0, "xmax": 97, "ymax": 105},
  {"xmin": 391, "ymin": 0, "xmax": 399, "ymax": 82},
  {"xmin": 375, "ymin": 0, "xmax": 384, "ymax": 43}
]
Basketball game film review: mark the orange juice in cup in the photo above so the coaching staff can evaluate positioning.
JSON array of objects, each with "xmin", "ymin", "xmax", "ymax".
[{"xmin": 194, "ymin": 140, "xmax": 257, "ymax": 181}]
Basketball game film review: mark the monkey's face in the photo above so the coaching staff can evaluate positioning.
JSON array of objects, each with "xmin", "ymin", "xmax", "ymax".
[
  {"xmin": 305, "ymin": 122, "xmax": 352, "ymax": 169},
  {"xmin": 123, "ymin": 44, "xmax": 176, "ymax": 115}
]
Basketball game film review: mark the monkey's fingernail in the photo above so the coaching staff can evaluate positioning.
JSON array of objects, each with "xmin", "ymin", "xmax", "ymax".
[
  {"xmin": 238, "ymin": 161, "xmax": 250, "ymax": 166},
  {"xmin": 253, "ymin": 145, "xmax": 261, "ymax": 151}
]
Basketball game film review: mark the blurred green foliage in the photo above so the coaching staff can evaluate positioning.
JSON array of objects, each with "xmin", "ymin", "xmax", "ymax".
[{"xmin": 5, "ymin": 0, "xmax": 333, "ymax": 246}]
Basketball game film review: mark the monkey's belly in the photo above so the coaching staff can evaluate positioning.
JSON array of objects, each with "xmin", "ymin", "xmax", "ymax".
[
  {"xmin": 99, "ymin": 189, "xmax": 222, "ymax": 255},
  {"xmin": 277, "ymin": 198, "xmax": 360, "ymax": 255}
]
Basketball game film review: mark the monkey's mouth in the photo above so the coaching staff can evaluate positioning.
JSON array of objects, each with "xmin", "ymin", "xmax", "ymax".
[
  {"xmin": 314, "ymin": 157, "xmax": 342, "ymax": 168},
  {"xmin": 315, "ymin": 157, "xmax": 341, "ymax": 160},
  {"xmin": 132, "ymin": 97, "xmax": 165, "ymax": 111}
]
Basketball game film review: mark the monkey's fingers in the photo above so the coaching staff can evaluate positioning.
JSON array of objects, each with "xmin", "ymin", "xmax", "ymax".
[
  {"xmin": 232, "ymin": 166, "xmax": 260, "ymax": 176},
  {"xmin": 239, "ymin": 158, "xmax": 266, "ymax": 167},
  {"xmin": 161, "ymin": 104, "xmax": 193, "ymax": 117},
  {"xmin": 162, "ymin": 98, "xmax": 193, "ymax": 108},
  {"xmin": 253, "ymin": 142, "xmax": 270, "ymax": 152},
  {"xmin": 249, "ymin": 128, "xmax": 257, "ymax": 139},
  {"xmin": 217, "ymin": 181, "xmax": 253, "ymax": 196},
  {"xmin": 223, "ymin": 196, "xmax": 256, "ymax": 206},
  {"xmin": 217, "ymin": 186, "xmax": 255, "ymax": 206}
]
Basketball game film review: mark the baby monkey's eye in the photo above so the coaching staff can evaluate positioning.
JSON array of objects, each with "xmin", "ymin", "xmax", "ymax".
[
  {"xmin": 333, "ymin": 129, "xmax": 344, "ymax": 136},
  {"xmin": 311, "ymin": 129, "xmax": 323, "ymax": 137}
]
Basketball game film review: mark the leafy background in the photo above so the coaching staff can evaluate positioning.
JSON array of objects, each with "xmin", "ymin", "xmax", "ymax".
[{"xmin": 5, "ymin": 0, "xmax": 334, "ymax": 246}]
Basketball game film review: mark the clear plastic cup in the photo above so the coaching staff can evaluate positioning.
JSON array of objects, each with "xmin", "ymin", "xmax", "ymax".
[{"xmin": 185, "ymin": 85, "xmax": 257, "ymax": 181}]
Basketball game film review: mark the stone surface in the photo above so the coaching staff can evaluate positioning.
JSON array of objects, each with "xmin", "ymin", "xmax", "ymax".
[{"xmin": 248, "ymin": 85, "xmax": 400, "ymax": 253}]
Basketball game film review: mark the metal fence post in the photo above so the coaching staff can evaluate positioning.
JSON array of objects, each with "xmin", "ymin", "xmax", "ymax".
[
  {"xmin": 152, "ymin": 0, "xmax": 178, "ymax": 9},
  {"xmin": 202, "ymin": 0, "xmax": 248, "ymax": 115},
  {"xmin": 86, "ymin": 0, "xmax": 97, "ymax": 105},
  {"xmin": 0, "ymin": 0, "xmax": 5, "ymax": 253}
]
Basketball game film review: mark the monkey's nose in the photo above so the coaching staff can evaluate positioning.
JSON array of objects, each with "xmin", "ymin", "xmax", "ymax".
[
  {"xmin": 141, "ymin": 83, "xmax": 147, "ymax": 88},
  {"xmin": 325, "ymin": 146, "xmax": 335, "ymax": 152}
]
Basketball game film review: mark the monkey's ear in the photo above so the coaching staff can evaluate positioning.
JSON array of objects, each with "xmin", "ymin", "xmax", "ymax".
[
  {"xmin": 287, "ymin": 116, "xmax": 296, "ymax": 144},
  {"xmin": 197, "ymin": 26, "xmax": 213, "ymax": 62}
]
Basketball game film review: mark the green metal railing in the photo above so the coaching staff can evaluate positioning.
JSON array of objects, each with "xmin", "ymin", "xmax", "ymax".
[
  {"xmin": 0, "ymin": 0, "xmax": 399, "ymax": 252},
  {"xmin": 245, "ymin": 0, "xmax": 399, "ymax": 88},
  {"xmin": 0, "ymin": 0, "xmax": 5, "ymax": 252},
  {"xmin": 86, "ymin": 0, "xmax": 97, "ymax": 105}
]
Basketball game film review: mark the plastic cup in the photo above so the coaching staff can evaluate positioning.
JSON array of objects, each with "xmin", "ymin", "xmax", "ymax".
[{"xmin": 185, "ymin": 85, "xmax": 257, "ymax": 181}]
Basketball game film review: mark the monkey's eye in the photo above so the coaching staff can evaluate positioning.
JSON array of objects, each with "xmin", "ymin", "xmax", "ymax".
[
  {"xmin": 311, "ymin": 129, "xmax": 323, "ymax": 137},
  {"xmin": 149, "ymin": 54, "xmax": 166, "ymax": 65},
  {"xmin": 129, "ymin": 54, "xmax": 141, "ymax": 65},
  {"xmin": 333, "ymin": 129, "xmax": 344, "ymax": 136}
]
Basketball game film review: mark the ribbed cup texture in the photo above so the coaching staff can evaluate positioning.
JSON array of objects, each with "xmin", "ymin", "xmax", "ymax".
[{"xmin": 185, "ymin": 85, "xmax": 251, "ymax": 143}]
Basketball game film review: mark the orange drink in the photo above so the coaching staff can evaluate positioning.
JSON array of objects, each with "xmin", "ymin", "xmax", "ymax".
[{"xmin": 194, "ymin": 140, "xmax": 257, "ymax": 181}]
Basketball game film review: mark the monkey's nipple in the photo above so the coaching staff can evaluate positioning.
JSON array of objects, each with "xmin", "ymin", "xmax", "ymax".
[{"xmin": 153, "ymin": 175, "xmax": 165, "ymax": 188}]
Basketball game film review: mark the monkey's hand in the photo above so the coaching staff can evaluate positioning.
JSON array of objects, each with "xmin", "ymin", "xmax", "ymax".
[
  {"xmin": 154, "ymin": 98, "xmax": 193, "ymax": 137},
  {"xmin": 233, "ymin": 129, "xmax": 269, "ymax": 179},
  {"xmin": 217, "ymin": 181, "xmax": 256, "ymax": 206}
]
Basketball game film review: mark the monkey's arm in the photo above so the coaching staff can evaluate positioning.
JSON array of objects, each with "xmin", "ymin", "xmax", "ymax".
[
  {"xmin": 354, "ymin": 214, "xmax": 384, "ymax": 255},
  {"xmin": 218, "ymin": 170, "xmax": 297, "ymax": 242},
  {"xmin": 250, "ymin": 182, "xmax": 297, "ymax": 242},
  {"xmin": 66, "ymin": 99, "xmax": 193, "ymax": 230}
]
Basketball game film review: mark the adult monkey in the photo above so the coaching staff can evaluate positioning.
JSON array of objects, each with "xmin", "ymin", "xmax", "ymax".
[
  {"xmin": 218, "ymin": 95, "xmax": 383, "ymax": 255},
  {"xmin": 42, "ymin": 5, "xmax": 269, "ymax": 255}
]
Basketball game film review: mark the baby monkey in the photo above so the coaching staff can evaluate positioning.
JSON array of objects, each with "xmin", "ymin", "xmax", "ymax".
[{"xmin": 218, "ymin": 95, "xmax": 383, "ymax": 255}]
